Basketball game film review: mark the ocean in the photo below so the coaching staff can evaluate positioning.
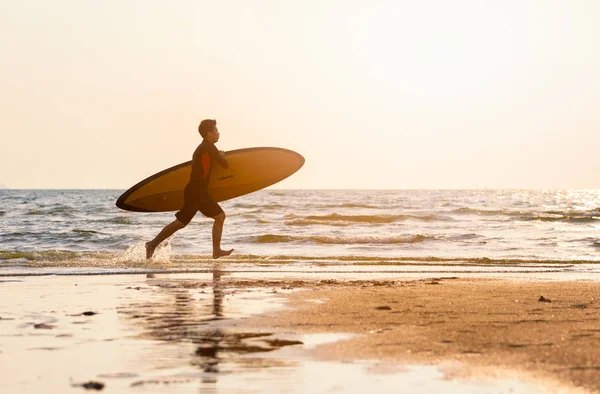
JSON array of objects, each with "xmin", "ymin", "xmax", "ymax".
[{"xmin": 1, "ymin": 189, "xmax": 599, "ymax": 275}]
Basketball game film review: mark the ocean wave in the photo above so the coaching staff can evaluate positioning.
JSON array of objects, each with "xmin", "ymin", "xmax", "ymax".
[
  {"xmin": 454, "ymin": 207, "xmax": 600, "ymax": 223},
  {"xmin": 521, "ymin": 213, "xmax": 600, "ymax": 223},
  {"xmin": 24, "ymin": 208, "xmax": 76, "ymax": 217},
  {"xmin": 283, "ymin": 213, "xmax": 441, "ymax": 225},
  {"xmin": 447, "ymin": 233, "xmax": 483, "ymax": 241},
  {"xmin": 225, "ymin": 211, "xmax": 259, "ymax": 219},
  {"xmin": 47, "ymin": 206, "xmax": 74, "ymax": 214},
  {"xmin": 0, "ymin": 250, "xmax": 82, "ymax": 261},
  {"xmin": 0, "ymin": 250, "xmax": 593, "ymax": 264},
  {"xmin": 72, "ymin": 229, "xmax": 102, "ymax": 235},
  {"xmin": 1, "ymin": 229, "xmax": 131, "ymax": 251},
  {"xmin": 2, "ymin": 249, "xmax": 597, "ymax": 273},
  {"xmin": 232, "ymin": 203, "xmax": 261, "ymax": 209},
  {"xmin": 255, "ymin": 234, "xmax": 433, "ymax": 245},
  {"xmin": 314, "ymin": 203, "xmax": 379, "ymax": 209},
  {"xmin": 306, "ymin": 214, "xmax": 399, "ymax": 223},
  {"xmin": 102, "ymin": 216, "xmax": 135, "ymax": 225},
  {"xmin": 232, "ymin": 203, "xmax": 286, "ymax": 210},
  {"xmin": 284, "ymin": 219, "xmax": 352, "ymax": 227},
  {"xmin": 454, "ymin": 207, "xmax": 522, "ymax": 216}
]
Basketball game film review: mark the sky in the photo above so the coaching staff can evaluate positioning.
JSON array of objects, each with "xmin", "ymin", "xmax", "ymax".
[{"xmin": 1, "ymin": 0, "xmax": 599, "ymax": 189}]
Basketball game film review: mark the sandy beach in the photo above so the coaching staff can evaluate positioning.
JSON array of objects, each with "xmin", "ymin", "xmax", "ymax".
[
  {"xmin": 1, "ymin": 272, "xmax": 599, "ymax": 393},
  {"xmin": 250, "ymin": 277, "xmax": 600, "ymax": 393}
]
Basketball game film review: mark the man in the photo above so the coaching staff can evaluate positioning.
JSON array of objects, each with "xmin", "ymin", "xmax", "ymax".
[{"xmin": 145, "ymin": 119, "xmax": 234, "ymax": 260}]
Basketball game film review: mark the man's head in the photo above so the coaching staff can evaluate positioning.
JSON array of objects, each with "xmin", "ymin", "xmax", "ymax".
[{"xmin": 198, "ymin": 119, "xmax": 219, "ymax": 143}]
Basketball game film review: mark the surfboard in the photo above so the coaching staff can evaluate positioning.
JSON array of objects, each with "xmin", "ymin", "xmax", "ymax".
[{"xmin": 116, "ymin": 147, "xmax": 304, "ymax": 212}]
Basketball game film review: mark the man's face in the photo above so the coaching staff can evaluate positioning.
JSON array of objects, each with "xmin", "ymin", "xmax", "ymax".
[{"xmin": 207, "ymin": 126, "xmax": 220, "ymax": 143}]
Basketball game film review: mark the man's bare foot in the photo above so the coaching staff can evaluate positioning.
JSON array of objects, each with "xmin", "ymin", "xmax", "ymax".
[
  {"xmin": 145, "ymin": 242, "xmax": 156, "ymax": 260},
  {"xmin": 213, "ymin": 249, "xmax": 234, "ymax": 259}
]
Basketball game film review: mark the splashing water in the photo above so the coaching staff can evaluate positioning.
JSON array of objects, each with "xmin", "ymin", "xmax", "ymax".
[{"xmin": 118, "ymin": 241, "xmax": 173, "ymax": 265}]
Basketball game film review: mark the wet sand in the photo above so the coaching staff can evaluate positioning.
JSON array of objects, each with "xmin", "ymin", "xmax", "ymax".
[
  {"xmin": 249, "ymin": 277, "xmax": 600, "ymax": 393},
  {"xmin": 1, "ymin": 272, "xmax": 599, "ymax": 393}
]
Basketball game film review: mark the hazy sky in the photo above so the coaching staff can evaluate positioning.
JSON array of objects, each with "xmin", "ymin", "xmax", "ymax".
[{"xmin": 1, "ymin": 0, "xmax": 599, "ymax": 189}]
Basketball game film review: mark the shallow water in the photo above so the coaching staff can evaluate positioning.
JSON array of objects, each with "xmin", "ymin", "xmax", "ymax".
[
  {"xmin": 0, "ymin": 274, "xmax": 571, "ymax": 393},
  {"xmin": 1, "ymin": 240, "xmax": 599, "ymax": 278}
]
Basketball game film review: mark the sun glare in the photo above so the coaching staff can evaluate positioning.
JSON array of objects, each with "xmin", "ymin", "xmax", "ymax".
[{"xmin": 349, "ymin": 1, "xmax": 516, "ymax": 97}]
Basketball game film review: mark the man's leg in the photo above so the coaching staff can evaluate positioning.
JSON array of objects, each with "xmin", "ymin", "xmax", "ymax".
[
  {"xmin": 211, "ymin": 212, "xmax": 234, "ymax": 259},
  {"xmin": 146, "ymin": 219, "xmax": 186, "ymax": 259}
]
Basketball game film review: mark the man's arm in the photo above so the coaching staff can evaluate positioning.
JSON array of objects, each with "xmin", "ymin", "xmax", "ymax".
[{"xmin": 211, "ymin": 145, "xmax": 229, "ymax": 169}]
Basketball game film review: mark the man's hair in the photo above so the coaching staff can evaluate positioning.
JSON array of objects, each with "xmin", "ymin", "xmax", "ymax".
[{"xmin": 198, "ymin": 119, "xmax": 217, "ymax": 138}]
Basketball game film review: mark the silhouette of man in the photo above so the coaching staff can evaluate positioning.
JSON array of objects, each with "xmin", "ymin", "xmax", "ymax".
[{"xmin": 146, "ymin": 119, "xmax": 234, "ymax": 259}]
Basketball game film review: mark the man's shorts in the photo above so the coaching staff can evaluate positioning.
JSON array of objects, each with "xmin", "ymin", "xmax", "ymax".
[{"xmin": 175, "ymin": 192, "xmax": 223, "ymax": 225}]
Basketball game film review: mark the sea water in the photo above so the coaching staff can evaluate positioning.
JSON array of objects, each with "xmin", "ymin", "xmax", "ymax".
[{"xmin": 1, "ymin": 189, "xmax": 599, "ymax": 274}]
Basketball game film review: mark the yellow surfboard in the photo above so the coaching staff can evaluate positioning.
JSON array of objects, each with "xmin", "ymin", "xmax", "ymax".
[{"xmin": 116, "ymin": 147, "xmax": 304, "ymax": 212}]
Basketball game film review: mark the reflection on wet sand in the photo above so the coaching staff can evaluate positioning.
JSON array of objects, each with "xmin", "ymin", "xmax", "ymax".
[
  {"xmin": 3, "ymin": 273, "xmax": 585, "ymax": 393},
  {"xmin": 118, "ymin": 269, "xmax": 303, "ymax": 385}
]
